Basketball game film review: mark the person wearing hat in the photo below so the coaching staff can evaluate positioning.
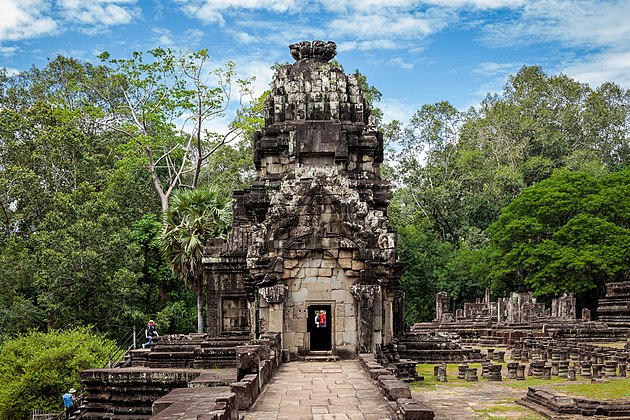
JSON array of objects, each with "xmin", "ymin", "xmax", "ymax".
[
  {"xmin": 62, "ymin": 388, "xmax": 76, "ymax": 419},
  {"xmin": 142, "ymin": 320, "xmax": 159, "ymax": 348}
]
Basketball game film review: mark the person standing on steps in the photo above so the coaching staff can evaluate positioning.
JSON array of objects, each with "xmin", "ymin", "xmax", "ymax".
[
  {"xmin": 62, "ymin": 388, "xmax": 76, "ymax": 419},
  {"xmin": 142, "ymin": 320, "xmax": 159, "ymax": 348}
]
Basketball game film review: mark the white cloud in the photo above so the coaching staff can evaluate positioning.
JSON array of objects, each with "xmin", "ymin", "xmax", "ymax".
[
  {"xmin": 174, "ymin": 0, "xmax": 302, "ymax": 25},
  {"xmin": 563, "ymin": 49, "xmax": 630, "ymax": 89},
  {"xmin": 150, "ymin": 27, "xmax": 205, "ymax": 50},
  {"xmin": 0, "ymin": 45, "xmax": 17, "ymax": 56},
  {"xmin": 0, "ymin": 0, "xmax": 57, "ymax": 41},
  {"xmin": 473, "ymin": 61, "xmax": 520, "ymax": 76},
  {"xmin": 388, "ymin": 57, "xmax": 414, "ymax": 70},
  {"xmin": 319, "ymin": 0, "xmax": 523, "ymax": 11},
  {"xmin": 379, "ymin": 97, "xmax": 417, "ymax": 123},
  {"xmin": 58, "ymin": 0, "xmax": 139, "ymax": 29},
  {"xmin": 3, "ymin": 67, "xmax": 21, "ymax": 76},
  {"xmin": 329, "ymin": 12, "xmax": 441, "ymax": 38},
  {"xmin": 481, "ymin": 0, "xmax": 630, "ymax": 49}
]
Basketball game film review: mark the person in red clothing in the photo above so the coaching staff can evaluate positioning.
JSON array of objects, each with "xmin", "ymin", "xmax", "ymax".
[{"xmin": 319, "ymin": 310, "xmax": 326, "ymax": 327}]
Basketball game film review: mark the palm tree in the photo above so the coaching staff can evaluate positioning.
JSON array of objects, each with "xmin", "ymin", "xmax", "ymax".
[{"xmin": 161, "ymin": 187, "xmax": 231, "ymax": 333}]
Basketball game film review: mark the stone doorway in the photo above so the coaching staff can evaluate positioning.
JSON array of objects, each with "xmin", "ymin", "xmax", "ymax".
[{"xmin": 308, "ymin": 304, "xmax": 332, "ymax": 351}]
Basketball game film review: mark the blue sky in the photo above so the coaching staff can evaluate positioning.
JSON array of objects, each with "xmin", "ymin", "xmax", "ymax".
[{"xmin": 2, "ymin": 0, "xmax": 630, "ymax": 128}]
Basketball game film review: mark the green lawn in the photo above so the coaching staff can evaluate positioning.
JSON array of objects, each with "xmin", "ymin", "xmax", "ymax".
[{"xmin": 412, "ymin": 362, "xmax": 630, "ymax": 399}]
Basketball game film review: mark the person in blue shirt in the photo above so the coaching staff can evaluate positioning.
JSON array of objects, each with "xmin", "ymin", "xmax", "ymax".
[
  {"xmin": 142, "ymin": 320, "xmax": 159, "ymax": 348},
  {"xmin": 62, "ymin": 388, "xmax": 76, "ymax": 419}
]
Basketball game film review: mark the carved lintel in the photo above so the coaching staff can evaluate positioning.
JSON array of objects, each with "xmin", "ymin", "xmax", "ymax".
[
  {"xmin": 351, "ymin": 285, "xmax": 381, "ymax": 307},
  {"xmin": 260, "ymin": 284, "xmax": 288, "ymax": 304}
]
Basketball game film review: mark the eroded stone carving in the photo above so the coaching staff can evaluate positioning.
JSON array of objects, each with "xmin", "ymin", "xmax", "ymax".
[
  {"xmin": 259, "ymin": 284, "xmax": 288, "ymax": 304},
  {"xmin": 289, "ymin": 40, "xmax": 337, "ymax": 61}
]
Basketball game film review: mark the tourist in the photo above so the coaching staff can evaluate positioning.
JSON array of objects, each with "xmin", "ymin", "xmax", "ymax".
[
  {"xmin": 62, "ymin": 388, "xmax": 76, "ymax": 419},
  {"xmin": 320, "ymin": 310, "xmax": 326, "ymax": 327},
  {"xmin": 142, "ymin": 320, "xmax": 159, "ymax": 348}
]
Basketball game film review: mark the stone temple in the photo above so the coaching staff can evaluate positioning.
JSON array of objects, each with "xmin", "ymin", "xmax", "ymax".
[{"xmin": 204, "ymin": 40, "xmax": 404, "ymax": 360}]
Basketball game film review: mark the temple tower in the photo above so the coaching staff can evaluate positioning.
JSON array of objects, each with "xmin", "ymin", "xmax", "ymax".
[{"xmin": 204, "ymin": 41, "xmax": 404, "ymax": 360}]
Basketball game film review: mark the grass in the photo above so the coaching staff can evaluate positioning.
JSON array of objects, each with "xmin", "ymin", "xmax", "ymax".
[
  {"xmin": 411, "ymin": 362, "xmax": 630, "ymax": 399},
  {"xmin": 560, "ymin": 380, "xmax": 630, "ymax": 399},
  {"xmin": 473, "ymin": 403, "xmax": 544, "ymax": 420}
]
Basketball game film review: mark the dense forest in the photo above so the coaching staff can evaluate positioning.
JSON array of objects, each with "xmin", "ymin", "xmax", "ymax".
[{"xmin": 0, "ymin": 49, "xmax": 629, "ymax": 415}]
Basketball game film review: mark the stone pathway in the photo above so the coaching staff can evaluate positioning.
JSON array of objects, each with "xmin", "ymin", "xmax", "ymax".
[
  {"xmin": 243, "ymin": 361, "xmax": 397, "ymax": 420},
  {"xmin": 413, "ymin": 383, "xmax": 531, "ymax": 419}
]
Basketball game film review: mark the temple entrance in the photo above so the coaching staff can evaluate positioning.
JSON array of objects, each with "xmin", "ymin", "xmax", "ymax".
[{"xmin": 308, "ymin": 304, "xmax": 332, "ymax": 351}]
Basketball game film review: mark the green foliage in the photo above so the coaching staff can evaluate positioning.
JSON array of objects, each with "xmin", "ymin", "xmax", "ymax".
[
  {"xmin": 391, "ymin": 66, "xmax": 630, "ymax": 320},
  {"xmin": 0, "ymin": 327, "xmax": 120, "ymax": 418},
  {"xmin": 487, "ymin": 169, "xmax": 630, "ymax": 300},
  {"xmin": 156, "ymin": 300, "xmax": 197, "ymax": 334},
  {"xmin": 95, "ymin": 48, "xmax": 256, "ymax": 209},
  {"xmin": 35, "ymin": 184, "xmax": 144, "ymax": 329},
  {"xmin": 161, "ymin": 187, "xmax": 232, "ymax": 332},
  {"xmin": 0, "ymin": 237, "xmax": 42, "ymax": 338}
]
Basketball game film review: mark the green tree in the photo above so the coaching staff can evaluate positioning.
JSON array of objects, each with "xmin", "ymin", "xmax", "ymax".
[
  {"xmin": 94, "ymin": 49, "xmax": 255, "ymax": 210},
  {"xmin": 0, "ymin": 327, "xmax": 120, "ymax": 419},
  {"xmin": 389, "ymin": 66, "xmax": 629, "ymax": 319},
  {"xmin": 487, "ymin": 169, "xmax": 630, "ymax": 302},
  {"xmin": 34, "ymin": 184, "xmax": 144, "ymax": 330},
  {"xmin": 161, "ymin": 187, "xmax": 231, "ymax": 333}
]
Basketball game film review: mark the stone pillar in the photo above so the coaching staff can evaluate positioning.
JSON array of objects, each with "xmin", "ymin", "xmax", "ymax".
[
  {"xmin": 582, "ymin": 308, "xmax": 591, "ymax": 321},
  {"xmin": 435, "ymin": 291, "xmax": 448, "ymax": 322},
  {"xmin": 481, "ymin": 361, "xmax": 492, "ymax": 379},
  {"xmin": 497, "ymin": 298, "xmax": 506, "ymax": 322},
  {"xmin": 465, "ymin": 368, "xmax": 478, "ymax": 382},
  {"xmin": 530, "ymin": 361, "xmax": 544, "ymax": 377},
  {"xmin": 260, "ymin": 285, "xmax": 288, "ymax": 337},
  {"xmin": 507, "ymin": 362, "xmax": 518, "ymax": 379},
  {"xmin": 619, "ymin": 361, "xmax": 627, "ymax": 377},
  {"xmin": 551, "ymin": 298, "xmax": 558, "ymax": 318},
  {"xmin": 558, "ymin": 361, "xmax": 569, "ymax": 378},
  {"xmin": 382, "ymin": 292, "xmax": 393, "ymax": 346},
  {"xmin": 487, "ymin": 365, "xmax": 502, "ymax": 381},
  {"xmin": 351, "ymin": 285, "xmax": 381, "ymax": 353},
  {"xmin": 604, "ymin": 360, "xmax": 617, "ymax": 377},
  {"xmin": 207, "ymin": 277, "xmax": 220, "ymax": 336},
  {"xmin": 493, "ymin": 351, "xmax": 505, "ymax": 363},
  {"xmin": 516, "ymin": 364, "xmax": 526, "ymax": 380},
  {"xmin": 393, "ymin": 289, "xmax": 405, "ymax": 339},
  {"xmin": 457, "ymin": 364, "xmax": 468, "ymax": 379},
  {"xmin": 437, "ymin": 364, "xmax": 447, "ymax": 382},
  {"xmin": 521, "ymin": 349, "xmax": 529, "ymax": 362},
  {"xmin": 580, "ymin": 361, "xmax": 592, "ymax": 378}
]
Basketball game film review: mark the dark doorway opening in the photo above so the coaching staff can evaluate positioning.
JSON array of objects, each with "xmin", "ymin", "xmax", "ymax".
[{"xmin": 308, "ymin": 304, "xmax": 332, "ymax": 351}]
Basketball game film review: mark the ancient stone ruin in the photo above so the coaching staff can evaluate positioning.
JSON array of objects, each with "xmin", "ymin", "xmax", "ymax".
[
  {"xmin": 204, "ymin": 39, "xmax": 404, "ymax": 360},
  {"xmin": 74, "ymin": 41, "xmax": 423, "ymax": 419}
]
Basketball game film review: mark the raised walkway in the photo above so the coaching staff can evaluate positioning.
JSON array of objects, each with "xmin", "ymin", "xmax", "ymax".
[{"xmin": 243, "ymin": 360, "xmax": 398, "ymax": 420}]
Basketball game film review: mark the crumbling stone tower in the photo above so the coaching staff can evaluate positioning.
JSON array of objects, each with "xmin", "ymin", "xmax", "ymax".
[{"xmin": 204, "ymin": 41, "xmax": 404, "ymax": 360}]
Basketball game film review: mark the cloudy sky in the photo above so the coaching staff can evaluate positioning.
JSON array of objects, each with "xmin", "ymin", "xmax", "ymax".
[{"xmin": 2, "ymin": 0, "xmax": 630, "ymax": 126}]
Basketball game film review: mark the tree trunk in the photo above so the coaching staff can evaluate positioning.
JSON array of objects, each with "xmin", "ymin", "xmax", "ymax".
[{"xmin": 197, "ymin": 280, "xmax": 204, "ymax": 333}]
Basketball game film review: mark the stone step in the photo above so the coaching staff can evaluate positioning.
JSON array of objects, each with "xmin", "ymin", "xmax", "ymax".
[{"xmin": 302, "ymin": 354, "xmax": 340, "ymax": 362}]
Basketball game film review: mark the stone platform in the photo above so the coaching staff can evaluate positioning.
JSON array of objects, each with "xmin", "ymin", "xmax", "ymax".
[
  {"xmin": 151, "ymin": 387, "xmax": 233, "ymax": 419},
  {"xmin": 78, "ymin": 367, "xmax": 236, "ymax": 418}
]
